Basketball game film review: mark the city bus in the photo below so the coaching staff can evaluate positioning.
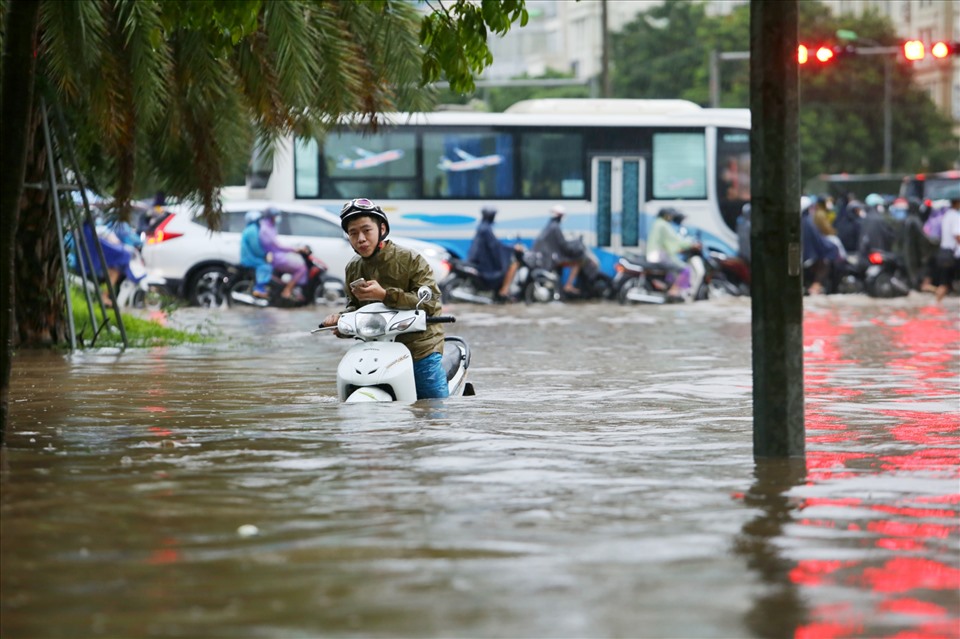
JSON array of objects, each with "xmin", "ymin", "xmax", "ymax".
[{"xmin": 246, "ymin": 99, "xmax": 751, "ymax": 274}]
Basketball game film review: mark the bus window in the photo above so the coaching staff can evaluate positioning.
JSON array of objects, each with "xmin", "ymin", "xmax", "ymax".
[
  {"xmin": 520, "ymin": 132, "xmax": 584, "ymax": 198},
  {"xmin": 295, "ymin": 138, "xmax": 320, "ymax": 197},
  {"xmin": 716, "ymin": 128, "xmax": 751, "ymax": 232},
  {"xmin": 422, "ymin": 131, "xmax": 514, "ymax": 198},
  {"xmin": 652, "ymin": 132, "xmax": 707, "ymax": 199},
  {"xmin": 319, "ymin": 131, "xmax": 417, "ymax": 199}
]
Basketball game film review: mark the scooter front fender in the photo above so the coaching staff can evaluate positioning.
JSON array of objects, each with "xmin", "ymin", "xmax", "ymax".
[{"xmin": 337, "ymin": 341, "xmax": 418, "ymax": 402}]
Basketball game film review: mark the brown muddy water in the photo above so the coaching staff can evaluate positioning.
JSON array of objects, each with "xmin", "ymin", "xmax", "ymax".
[{"xmin": 2, "ymin": 294, "xmax": 958, "ymax": 639}]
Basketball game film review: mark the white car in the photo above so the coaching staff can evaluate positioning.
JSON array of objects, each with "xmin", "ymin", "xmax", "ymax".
[{"xmin": 142, "ymin": 199, "xmax": 451, "ymax": 307}]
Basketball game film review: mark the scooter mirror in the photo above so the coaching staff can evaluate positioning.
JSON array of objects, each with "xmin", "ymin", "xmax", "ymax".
[{"xmin": 416, "ymin": 286, "xmax": 432, "ymax": 307}]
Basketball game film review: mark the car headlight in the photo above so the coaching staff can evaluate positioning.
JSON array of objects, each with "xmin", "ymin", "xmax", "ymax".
[{"xmin": 356, "ymin": 312, "xmax": 390, "ymax": 338}]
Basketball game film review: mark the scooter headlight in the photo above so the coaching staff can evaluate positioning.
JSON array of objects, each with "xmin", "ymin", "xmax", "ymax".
[{"xmin": 356, "ymin": 312, "xmax": 388, "ymax": 337}]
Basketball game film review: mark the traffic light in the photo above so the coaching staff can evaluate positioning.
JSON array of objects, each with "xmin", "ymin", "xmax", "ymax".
[
  {"xmin": 798, "ymin": 44, "xmax": 851, "ymax": 65},
  {"xmin": 903, "ymin": 40, "xmax": 925, "ymax": 61},
  {"xmin": 931, "ymin": 40, "xmax": 958, "ymax": 59}
]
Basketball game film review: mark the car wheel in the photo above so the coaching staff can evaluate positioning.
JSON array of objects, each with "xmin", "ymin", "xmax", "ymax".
[{"xmin": 190, "ymin": 266, "xmax": 229, "ymax": 308}]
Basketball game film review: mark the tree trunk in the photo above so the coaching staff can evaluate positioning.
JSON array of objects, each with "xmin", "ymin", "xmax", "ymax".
[
  {"xmin": 16, "ymin": 102, "xmax": 69, "ymax": 350},
  {"xmin": 1, "ymin": 0, "xmax": 42, "ymax": 443}
]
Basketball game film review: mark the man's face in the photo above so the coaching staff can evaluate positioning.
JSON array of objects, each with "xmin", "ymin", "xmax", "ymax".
[{"xmin": 346, "ymin": 216, "xmax": 383, "ymax": 258}]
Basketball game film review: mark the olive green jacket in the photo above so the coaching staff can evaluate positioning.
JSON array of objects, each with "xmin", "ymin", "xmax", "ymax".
[{"xmin": 343, "ymin": 240, "xmax": 444, "ymax": 360}]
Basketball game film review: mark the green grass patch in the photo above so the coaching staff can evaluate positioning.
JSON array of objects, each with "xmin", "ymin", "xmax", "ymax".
[{"xmin": 70, "ymin": 286, "xmax": 213, "ymax": 348}]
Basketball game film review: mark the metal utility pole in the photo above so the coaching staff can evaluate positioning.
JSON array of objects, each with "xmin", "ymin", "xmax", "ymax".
[
  {"xmin": 750, "ymin": 0, "xmax": 805, "ymax": 458},
  {"xmin": 600, "ymin": 0, "xmax": 611, "ymax": 97}
]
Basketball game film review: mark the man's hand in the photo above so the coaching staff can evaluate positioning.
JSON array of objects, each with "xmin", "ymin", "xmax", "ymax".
[{"xmin": 352, "ymin": 279, "xmax": 386, "ymax": 302}]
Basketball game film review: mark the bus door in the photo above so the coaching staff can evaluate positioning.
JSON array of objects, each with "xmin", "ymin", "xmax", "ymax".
[{"xmin": 591, "ymin": 156, "xmax": 646, "ymax": 254}]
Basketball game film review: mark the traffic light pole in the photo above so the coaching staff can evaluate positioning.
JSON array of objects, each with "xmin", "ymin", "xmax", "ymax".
[{"xmin": 750, "ymin": 0, "xmax": 805, "ymax": 459}]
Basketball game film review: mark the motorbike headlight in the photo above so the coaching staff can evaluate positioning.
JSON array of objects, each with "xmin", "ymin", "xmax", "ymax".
[{"xmin": 356, "ymin": 312, "xmax": 389, "ymax": 337}]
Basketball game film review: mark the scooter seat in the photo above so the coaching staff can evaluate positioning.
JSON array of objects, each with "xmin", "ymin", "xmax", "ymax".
[{"xmin": 442, "ymin": 336, "xmax": 471, "ymax": 382}]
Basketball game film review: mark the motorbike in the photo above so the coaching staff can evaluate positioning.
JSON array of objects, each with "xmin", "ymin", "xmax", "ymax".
[
  {"xmin": 562, "ymin": 237, "xmax": 615, "ymax": 301},
  {"xmin": 226, "ymin": 247, "xmax": 347, "ymax": 308},
  {"xmin": 613, "ymin": 244, "xmax": 735, "ymax": 304},
  {"xmin": 863, "ymin": 249, "xmax": 911, "ymax": 298},
  {"xmin": 314, "ymin": 286, "xmax": 474, "ymax": 403},
  {"xmin": 705, "ymin": 249, "xmax": 750, "ymax": 296},
  {"xmin": 440, "ymin": 246, "xmax": 561, "ymax": 305}
]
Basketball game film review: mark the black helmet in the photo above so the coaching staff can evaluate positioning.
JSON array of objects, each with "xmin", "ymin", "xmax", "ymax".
[
  {"xmin": 657, "ymin": 207, "xmax": 675, "ymax": 220},
  {"xmin": 481, "ymin": 206, "xmax": 497, "ymax": 222},
  {"xmin": 340, "ymin": 198, "xmax": 389, "ymax": 237}
]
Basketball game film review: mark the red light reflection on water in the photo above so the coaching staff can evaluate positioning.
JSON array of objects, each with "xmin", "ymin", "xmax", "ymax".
[{"xmin": 788, "ymin": 306, "xmax": 960, "ymax": 639}]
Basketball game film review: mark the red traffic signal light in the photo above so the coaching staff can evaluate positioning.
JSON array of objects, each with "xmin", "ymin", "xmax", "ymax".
[
  {"xmin": 903, "ymin": 40, "xmax": 925, "ymax": 61},
  {"xmin": 931, "ymin": 40, "xmax": 955, "ymax": 59},
  {"xmin": 798, "ymin": 44, "xmax": 845, "ymax": 65},
  {"xmin": 815, "ymin": 46, "xmax": 835, "ymax": 63}
]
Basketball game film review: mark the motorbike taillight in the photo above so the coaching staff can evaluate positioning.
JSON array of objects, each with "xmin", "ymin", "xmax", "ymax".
[{"xmin": 868, "ymin": 252, "xmax": 884, "ymax": 265}]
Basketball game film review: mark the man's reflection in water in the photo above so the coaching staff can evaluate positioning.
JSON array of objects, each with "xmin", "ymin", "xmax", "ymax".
[{"xmin": 733, "ymin": 458, "xmax": 808, "ymax": 639}]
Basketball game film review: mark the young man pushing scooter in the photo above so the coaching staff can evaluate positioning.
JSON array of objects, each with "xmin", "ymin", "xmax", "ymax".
[{"xmin": 320, "ymin": 198, "xmax": 449, "ymax": 399}]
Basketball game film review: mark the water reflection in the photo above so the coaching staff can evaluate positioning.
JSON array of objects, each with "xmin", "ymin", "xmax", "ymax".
[
  {"xmin": 734, "ymin": 458, "xmax": 809, "ymax": 639},
  {"xmin": 1, "ymin": 295, "xmax": 958, "ymax": 638}
]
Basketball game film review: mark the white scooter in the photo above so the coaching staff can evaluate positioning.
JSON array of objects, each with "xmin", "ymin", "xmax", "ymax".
[{"xmin": 314, "ymin": 287, "xmax": 474, "ymax": 403}]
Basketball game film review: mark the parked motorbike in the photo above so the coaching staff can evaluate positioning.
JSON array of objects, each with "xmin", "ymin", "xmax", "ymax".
[
  {"xmin": 314, "ymin": 286, "xmax": 474, "ymax": 402},
  {"xmin": 226, "ymin": 247, "xmax": 346, "ymax": 308},
  {"xmin": 863, "ymin": 250, "xmax": 911, "ymax": 298},
  {"xmin": 440, "ymin": 246, "xmax": 561, "ymax": 305}
]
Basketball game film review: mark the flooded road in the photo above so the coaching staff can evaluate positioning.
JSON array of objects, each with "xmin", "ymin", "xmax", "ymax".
[{"xmin": 2, "ymin": 295, "xmax": 958, "ymax": 638}]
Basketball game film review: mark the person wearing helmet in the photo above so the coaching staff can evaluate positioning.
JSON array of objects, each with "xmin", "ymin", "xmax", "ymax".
[
  {"xmin": 258, "ymin": 207, "xmax": 309, "ymax": 302},
  {"xmin": 466, "ymin": 206, "xmax": 521, "ymax": 302},
  {"xmin": 239, "ymin": 210, "xmax": 271, "ymax": 298},
  {"xmin": 834, "ymin": 199, "xmax": 864, "ymax": 254},
  {"xmin": 857, "ymin": 194, "xmax": 896, "ymax": 260},
  {"xmin": 320, "ymin": 198, "xmax": 448, "ymax": 399},
  {"xmin": 646, "ymin": 207, "xmax": 699, "ymax": 300},
  {"xmin": 935, "ymin": 196, "xmax": 960, "ymax": 303},
  {"xmin": 531, "ymin": 205, "xmax": 587, "ymax": 294}
]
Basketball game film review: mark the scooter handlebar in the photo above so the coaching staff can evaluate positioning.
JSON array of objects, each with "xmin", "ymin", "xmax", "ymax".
[{"xmin": 427, "ymin": 315, "xmax": 456, "ymax": 324}]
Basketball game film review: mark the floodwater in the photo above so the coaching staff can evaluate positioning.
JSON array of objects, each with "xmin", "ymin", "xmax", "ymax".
[{"xmin": 2, "ymin": 294, "xmax": 958, "ymax": 639}]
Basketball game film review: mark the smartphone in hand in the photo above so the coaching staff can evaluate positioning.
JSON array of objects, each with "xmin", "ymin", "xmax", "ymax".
[{"xmin": 350, "ymin": 278, "xmax": 366, "ymax": 290}]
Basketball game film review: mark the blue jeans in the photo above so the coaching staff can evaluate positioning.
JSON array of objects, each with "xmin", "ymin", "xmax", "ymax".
[{"xmin": 413, "ymin": 352, "xmax": 449, "ymax": 399}]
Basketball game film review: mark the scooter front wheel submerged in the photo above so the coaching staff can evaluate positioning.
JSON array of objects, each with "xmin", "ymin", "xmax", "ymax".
[{"xmin": 345, "ymin": 387, "xmax": 395, "ymax": 402}]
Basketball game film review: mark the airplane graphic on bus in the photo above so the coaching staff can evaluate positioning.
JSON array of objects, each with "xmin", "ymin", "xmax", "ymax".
[
  {"xmin": 337, "ymin": 147, "xmax": 405, "ymax": 170},
  {"xmin": 437, "ymin": 148, "xmax": 503, "ymax": 172}
]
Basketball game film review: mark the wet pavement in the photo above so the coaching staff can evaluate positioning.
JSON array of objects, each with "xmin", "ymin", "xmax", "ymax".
[{"xmin": 2, "ymin": 294, "xmax": 958, "ymax": 638}]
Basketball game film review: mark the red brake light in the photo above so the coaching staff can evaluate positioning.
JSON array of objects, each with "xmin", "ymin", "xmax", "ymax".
[
  {"xmin": 868, "ymin": 252, "xmax": 884, "ymax": 265},
  {"xmin": 146, "ymin": 216, "xmax": 182, "ymax": 244}
]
